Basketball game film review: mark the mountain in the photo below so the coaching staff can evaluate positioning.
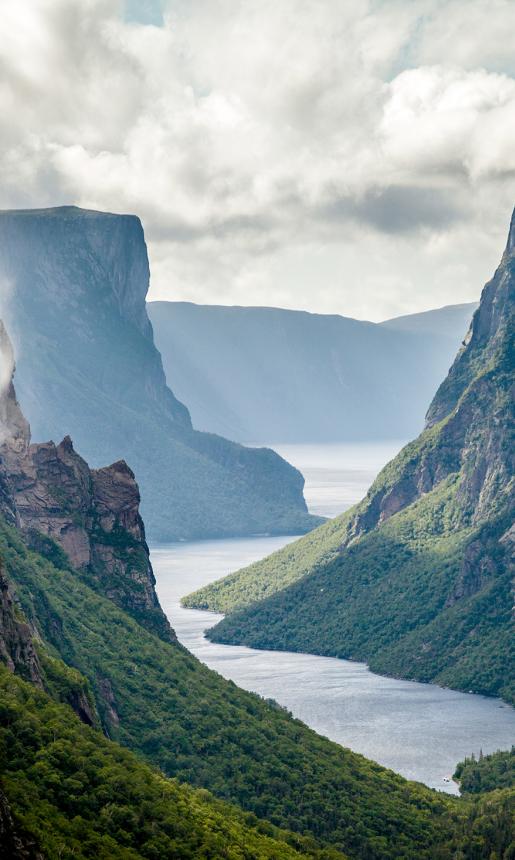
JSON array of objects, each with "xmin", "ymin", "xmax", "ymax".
[
  {"xmin": 0, "ymin": 206, "xmax": 321, "ymax": 541},
  {"xmin": 0, "ymin": 335, "xmax": 492, "ymax": 860},
  {"xmin": 380, "ymin": 303, "xmax": 478, "ymax": 338},
  {"xmin": 148, "ymin": 300, "xmax": 476, "ymax": 443},
  {"xmin": 185, "ymin": 210, "xmax": 515, "ymax": 707}
]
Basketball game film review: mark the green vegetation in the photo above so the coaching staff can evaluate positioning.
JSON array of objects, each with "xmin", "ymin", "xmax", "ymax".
[
  {"xmin": 182, "ymin": 508, "xmax": 351, "ymax": 613},
  {"xmin": 2, "ymin": 515, "xmax": 468, "ymax": 859},
  {"xmin": 454, "ymin": 749, "xmax": 515, "ymax": 795},
  {"xmin": 187, "ymin": 237, "xmax": 515, "ymax": 710},
  {"xmin": 0, "ymin": 667, "xmax": 342, "ymax": 860},
  {"xmin": 182, "ymin": 417, "xmax": 460, "ymax": 616},
  {"xmin": 207, "ymin": 480, "xmax": 514, "ymax": 705}
]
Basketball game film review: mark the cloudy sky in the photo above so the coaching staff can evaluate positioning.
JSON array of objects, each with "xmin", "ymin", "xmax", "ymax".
[{"xmin": 1, "ymin": 0, "xmax": 514, "ymax": 320}]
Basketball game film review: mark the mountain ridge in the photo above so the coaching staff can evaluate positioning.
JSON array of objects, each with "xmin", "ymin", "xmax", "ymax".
[
  {"xmin": 149, "ymin": 299, "xmax": 476, "ymax": 444},
  {"xmin": 185, "ymin": 209, "xmax": 515, "ymax": 706}
]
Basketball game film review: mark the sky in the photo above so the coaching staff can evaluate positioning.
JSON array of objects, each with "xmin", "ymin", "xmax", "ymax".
[{"xmin": 0, "ymin": 1, "xmax": 514, "ymax": 321}]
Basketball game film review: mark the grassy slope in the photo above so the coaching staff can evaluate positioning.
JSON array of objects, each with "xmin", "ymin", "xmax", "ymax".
[
  {"xmin": 186, "ymin": 246, "xmax": 514, "ymax": 705},
  {"xmin": 1, "ymin": 515, "xmax": 465, "ymax": 860},
  {"xmin": 207, "ymin": 478, "xmax": 514, "ymax": 705},
  {"xmin": 181, "ymin": 419, "xmax": 453, "ymax": 615},
  {"xmin": 0, "ymin": 668, "xmax": 343, "ymax": 860}
]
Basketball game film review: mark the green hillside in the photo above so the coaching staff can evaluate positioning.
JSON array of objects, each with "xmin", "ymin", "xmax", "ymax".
[
  {"xmin": 454, "ymin": 748, "xmax": 515, "ymax": 795},
  {"xmin": 2, "ymin": 515, "xmax": 463, "ymax": 860},
  {"xmin": 186, "ymin": 210, "xmax": 515, "ymax": 706},
  {"xmin": 0, "ymin": 667, "xmax": 344, "ymax": 860}
]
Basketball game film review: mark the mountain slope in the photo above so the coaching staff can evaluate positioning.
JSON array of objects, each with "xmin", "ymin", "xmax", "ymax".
[
  {"xmin": 0, "ymin": 329, "xmax": 513, "ymax": 858},
  {"xmin": 0, "ymin": 614, "xmax": 340, "ymax": 860},
  {"xmin": 1, "ymin": 671, "xmax": 348, "ymax": 860},
  {"xmin": 187, "ymin": 210, "xmax": 515, "ymax": 705},
  {"xmin": 0, "ymin": 206, "xmax": 320, "ymax": 540},
  {"xmin": 2, "ymin": 506, "xmax": 513, "ymax": 860},
  {"xmin": 380, "ymin": 302, "xmax": 477, "ymax": 338},
  {"xmin": 148, "ymin": 300, "xmax": 476, "ymax": 443}
]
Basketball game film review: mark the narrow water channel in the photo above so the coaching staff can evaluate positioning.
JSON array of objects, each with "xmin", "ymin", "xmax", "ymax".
[{"xmin": 153, "ymin": 442, "xmax": 515, "ymax": 794}]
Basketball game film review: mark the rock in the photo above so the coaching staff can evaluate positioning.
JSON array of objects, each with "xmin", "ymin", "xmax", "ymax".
[
  {"xmin": 0, "ymin": 205, "xmax": 320, "ymax": 541},
  {"xmin": 0, "ymin": 787, "xmax": 43, "ymax": 860},
  {"xmin": 0, "ymin": 324, "xmax": 175, "ymax": 644},
  {"xmin": 0, "ymin": 563, "xmax": 43, "ymax": 688}
]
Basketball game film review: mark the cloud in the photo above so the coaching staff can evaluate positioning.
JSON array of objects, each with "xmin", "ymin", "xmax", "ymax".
[{"xmin": 0, "ymin": 0, "xmax": 513, "ymax": 320}]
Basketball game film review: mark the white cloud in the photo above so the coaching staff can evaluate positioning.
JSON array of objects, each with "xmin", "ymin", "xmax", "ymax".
[{"xmin": 0, "ymin": 0, "xmax": 513, "ymax": 320}]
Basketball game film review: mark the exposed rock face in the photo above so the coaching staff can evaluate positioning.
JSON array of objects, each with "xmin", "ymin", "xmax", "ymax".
[
  {"xmin": 0, "ymin": 205, "xmax": 320, "ymax": 540},
  {"xmin": 0, "ymin": 324, "xmax": 175, "ymax": 644},
  {"xmin": 344, "ymin": 215, "xmax": 514, "ymax": 543},
  {"xmin": 0, "ymin": 320, "xmax": 30, "ymax": 460},
  {"xmin": 0, "ymin": 563, "xmax": 43, "ymax": 687},
  {"xmin": 0, "ymin": 787, "xmax": 43, "ymax": 860}
]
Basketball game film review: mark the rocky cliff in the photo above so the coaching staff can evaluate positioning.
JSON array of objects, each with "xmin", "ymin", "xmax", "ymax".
[
  {"xmin": 0, "ymin": 563, "xmax": 43, "ymax": 688},
  {"xmin": 0, "ymin": 206, "xmax": 321, "ymax": 540},
  {"xmin": 0, "ymin": 322, "xmax": 174, "ymax": 644},
  {"xmin": 187, "ymin": 208, "xmax": 515, "ymax": 705}
]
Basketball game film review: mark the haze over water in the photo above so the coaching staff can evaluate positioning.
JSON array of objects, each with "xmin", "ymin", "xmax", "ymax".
[{"xmin": 153, "ymin": 442, "xmax": 515, "ymax": 794}]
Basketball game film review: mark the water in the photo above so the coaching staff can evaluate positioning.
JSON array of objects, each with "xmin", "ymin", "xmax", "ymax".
[
  {"xmin": 271, "ymin": 441, "xmax": 405, "ymax": 518},
  {"xmin": 152, "ymin": 442, "xmax": 515, "ymax": 794}
]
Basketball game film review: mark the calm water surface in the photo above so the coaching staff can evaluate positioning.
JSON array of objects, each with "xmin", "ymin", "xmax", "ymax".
[{"xmin": 152, "ymin": 442, "xmax": 515, "ymax": 794}]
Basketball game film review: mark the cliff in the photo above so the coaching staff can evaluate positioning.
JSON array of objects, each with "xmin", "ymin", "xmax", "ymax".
[
  {"xmin": 0, "ymin": 323, "xmax": 174, "ymax": 644},
  {"xmin": 148, "ymin": 300, "xmax": 476, "ymax": 443},
  {"xmin": 0, "ymin": 206, "xmax": 321, "ymax": 540},
  {"xmin": 188, "ymin": 208, "xmax": 515, "ymax": 705},
  {"xmin": 0, "ymin": 563, "xmax": 43, "ymax": 688}
]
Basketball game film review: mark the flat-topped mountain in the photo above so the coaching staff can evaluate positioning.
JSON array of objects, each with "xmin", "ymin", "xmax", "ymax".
[
  {"xmin": 0, "ymin": 206, "xmax": 321, "ymax": 540},
  {"xmin": 148, "ymin": 300, "xmax": 476, "ymax": 443},
  {"xmin": 186, "ymin": 209, "xmax": 515, "ymax": 707}
]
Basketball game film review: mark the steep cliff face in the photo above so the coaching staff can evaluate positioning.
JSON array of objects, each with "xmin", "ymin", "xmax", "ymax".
[
  {"xmin": 348, "ymin": 211, "xmax": 513, "ymax": 535},
  {"xmin": 188, "ymin": 209, "xmax": 515, "ymax": 704},
  {"xmin": 0, "ymin": 206, "xmax": 320, "ymax": 540},
  {"xmin": 6, "ymin": 437, "xmax": 174, "ymax": 643},
  {"xmin": 0, "ymin": 563, "xmax": 43, "ymax": 687},
  {"xmin": 0, "ymin": 323, "xmax": 174, "ymax": 644}
]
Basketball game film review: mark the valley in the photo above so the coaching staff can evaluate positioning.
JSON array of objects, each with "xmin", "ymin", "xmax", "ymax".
[{"xmin": 154, "ymin": 442, "xmax": 515, "ymax": 795}]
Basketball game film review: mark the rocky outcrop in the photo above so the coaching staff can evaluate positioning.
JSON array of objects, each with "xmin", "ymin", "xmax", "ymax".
[
  {"xmin": 5, "ymin": 436, "xmax": 174, "ymax": 643},
  {"xmin": 0, "ymin": 787, "xmax": 43, "ymax": 860},
  {"xmin": 0, "ymin": 564, "xmax": 43, "ymax": 687},
  {"xmin": 0, "ymin": 205, "xmax": 320, "ymax": 540},
  {"xmin": 342, "ymin": 213, "xmax": 514, "ymax": 544},
  {"xmin": 0, "ymin": 324, "xmax": 175, "ymax": 644}
]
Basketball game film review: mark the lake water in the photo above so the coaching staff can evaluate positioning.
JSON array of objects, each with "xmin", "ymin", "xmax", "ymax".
[{"xmin": 152, "ymin": 442, "xmax": 515, "ymax": 794}]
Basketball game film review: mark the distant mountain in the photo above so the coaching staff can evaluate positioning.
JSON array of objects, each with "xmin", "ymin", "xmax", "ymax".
[
  {"xmin": 0, "ymin": 206, "xmax": 321, "ymax": 540},
  {"xmin": 148, "ymin": 301, "xmax": 476, "ymax": 444},
  {"xmin": 185, "ymin": 210, "xmax": 515, "ymax": 706},
  {"xmin": 380, "ymin": 303, "xmax": 477, "ymax": 338}
]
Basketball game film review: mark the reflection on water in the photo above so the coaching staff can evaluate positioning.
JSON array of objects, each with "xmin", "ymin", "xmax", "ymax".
[
  {"xmin": 271, "ymin": 441, "xmax": 406, "ymax": 518},
  {"xmin": 152, "ymin": 442, "xmax": 515, "ymax": 794}
]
